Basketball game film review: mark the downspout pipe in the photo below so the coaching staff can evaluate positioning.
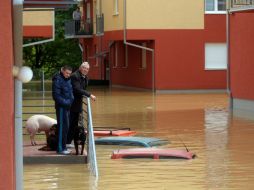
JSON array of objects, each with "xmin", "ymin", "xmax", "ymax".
[
  {"xmin": 226, "ymin": 2, "xmax": 233, "ymax": 111},
  {"xmin": 123, "ymin": 0, "xmax": 155, "ymax": 92},
  {"xmin": 13, "ymin": 0, "xmax": 23, "ymax": 189},
  {"xmin": 79, "ymin": 42, "xmax": 83, "ymax": 61},
  {"xmin": 79, "ymin": 43, "xmax": 83, "ymax": 52}
]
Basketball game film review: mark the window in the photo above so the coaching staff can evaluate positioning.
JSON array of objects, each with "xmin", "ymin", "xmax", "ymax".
[
  {"xmin": 86, "ymin": 3, "xmax": 91, "ymax": 19},
  {"xmin": 113, "ymin": 0, "xmax": 119, "ymax": 15},
  {"xmin": 205, "ymin": 0, "xmax": 226, "ymax": 13},
  {"xmin": 205, "ymin": 43, "xmax": 227, "ymax": 70}
]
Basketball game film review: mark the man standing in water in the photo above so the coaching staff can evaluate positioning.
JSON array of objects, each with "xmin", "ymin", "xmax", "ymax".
[
  {"xmin": 52, "ymin": 66, "xmax": 74, "ymax": 155},
  {"xmin": 67, "ymin": 62, "xmax": 96, "ymax": 147}
]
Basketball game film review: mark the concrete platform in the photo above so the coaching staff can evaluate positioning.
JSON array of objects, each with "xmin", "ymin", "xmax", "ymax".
[{"xmin": 23, "ymin": 141, "xmax": 87, "ymax": 164}]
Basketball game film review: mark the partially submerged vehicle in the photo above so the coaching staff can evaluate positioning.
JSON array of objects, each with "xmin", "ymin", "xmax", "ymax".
[
  {"xmin": 92, "ymin": 128, "xmax": 136, "ymax": 137},
  {"xmin": 111, "ymin": 148, "xmax": 196, "ymax": 160},
  {"xmin": 95, "ymin": 136, "xmax": 169, "ymax": 147}
]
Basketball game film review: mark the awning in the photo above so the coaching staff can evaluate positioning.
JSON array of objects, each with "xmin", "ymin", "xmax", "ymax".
[{"xmin": 23, "ymin": 0, "xmax": 79, "ymax": 9}]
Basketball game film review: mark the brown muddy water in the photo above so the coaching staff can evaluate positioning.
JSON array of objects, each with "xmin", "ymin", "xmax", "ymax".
[{"xmin": 23, "ymin": 87, "xmax": 254, "ymax": 190}]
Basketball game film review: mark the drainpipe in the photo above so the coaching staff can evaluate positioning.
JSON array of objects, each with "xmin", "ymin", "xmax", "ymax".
[
  {"xmin": 79, "ymin": 42, "xmax": 84, "ymax": 60},
  {"xmin": 123, "ymin": 0, "xmax": 155, "ymax": 92},
  {"xmin": 226, "ymin": 1, "xmax": 233, "ymax": 111},
  {"xmin": 13, "ymin": 0, "xmax": 23, "ymax": 189}
]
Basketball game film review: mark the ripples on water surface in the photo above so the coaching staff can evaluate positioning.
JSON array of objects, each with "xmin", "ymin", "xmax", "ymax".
[{"xmin": 24, "ymin": 87, "xmax": 254, "ymax": 190}]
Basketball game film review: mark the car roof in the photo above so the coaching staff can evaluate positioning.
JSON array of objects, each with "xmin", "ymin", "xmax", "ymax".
[{"xmin": 95, "ymin": 136, "xmax": 169, "ymax": 147}]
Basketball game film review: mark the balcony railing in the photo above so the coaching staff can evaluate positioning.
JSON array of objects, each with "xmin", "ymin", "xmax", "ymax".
[
  {"xmin": 231, "ymin": 0, "xmax": 254, "ymax": 8},
  {"xmin": 65, "ymin": 15, "xmax": 104, "ymax": 38},
  {"xmin": 65, "ymin": 19, "xmax": 93, "ymax": 38},
  {"xmin": 96, "ymin": 14, "xmax": 104, "ymax": 35}
]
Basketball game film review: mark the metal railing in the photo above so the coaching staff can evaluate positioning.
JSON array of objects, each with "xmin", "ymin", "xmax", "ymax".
[
  {"xmin": 65, "ymin": 19, "xmax": 93, "ymax": 38},
  {"xmin": 65, "ymin": 15, "xmax": 104, "ymax": 38},
  {"xmin": 231, "ymin": 0, "xmax": 254, "ymax": 8},
  {"xmin": 96, "ymin": 14, "xmax": 104, "ymax": 35},
  {"xmin": 82, "ymin": 97, "xmax": 98, "ymax": 178}
]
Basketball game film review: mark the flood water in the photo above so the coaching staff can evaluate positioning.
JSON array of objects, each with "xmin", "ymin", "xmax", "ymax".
[{"xmin": 23, "ymin": 86, "xmax": 254, "ymax": 190}]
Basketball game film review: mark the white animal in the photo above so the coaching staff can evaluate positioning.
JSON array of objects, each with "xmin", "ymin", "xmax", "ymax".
[{"xmin": 26, "ymin": 115, "xmax": 57, "ymax": 146}]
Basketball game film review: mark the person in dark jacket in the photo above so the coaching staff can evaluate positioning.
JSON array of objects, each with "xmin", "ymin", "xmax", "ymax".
[
  {"xmin": 66, "ymin": 62, "xmax": 96, "ymax": 147},
  {"xmin": 52, "ymin": 65, "xmax": 74, "ymax": 155}
]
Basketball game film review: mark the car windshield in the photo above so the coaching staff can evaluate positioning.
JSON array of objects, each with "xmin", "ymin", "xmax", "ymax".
[{"xmin": 148, "ymin": 140, "xmax": 168, "ymax": 147}]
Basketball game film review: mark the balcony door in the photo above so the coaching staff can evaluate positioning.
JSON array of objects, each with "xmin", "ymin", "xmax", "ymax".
[{"xmin": 86, "ymin": 3, "xmax": 91, "ymax": 19}]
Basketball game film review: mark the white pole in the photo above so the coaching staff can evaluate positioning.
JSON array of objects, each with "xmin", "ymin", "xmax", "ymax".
[{"xmin": 13, "ymin": 0, "xmax": 23, "ymax": 189}]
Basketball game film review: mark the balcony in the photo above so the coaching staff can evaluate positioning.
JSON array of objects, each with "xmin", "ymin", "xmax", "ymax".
[
  {"xmin": 231, "ymin": 0, "xmax": 254, "ymax": 8},
  {"xmin": 64, "ymin": 19, "xmax": 93, "ymax": 39},
  {"xmin": 64, "ymin": 14, "xmax": 104, "ymax": 39}
]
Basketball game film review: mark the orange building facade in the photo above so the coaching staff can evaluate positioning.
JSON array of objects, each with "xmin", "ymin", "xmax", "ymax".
[
  {"xmin": 76, "ymin": 0, "xmax": 227, "ymax": 91},
  {"xmin": 0, "ymin": 1, "xmax": 77, "ymax": 189},
  {"xmin": 23, "ymin": 9, "xmax": 54, "ymax": 38},
  {"xmin": 0, "ymin": 0, "xmax": 15, "ymax": 189},
  {"xmin": 229, "ymin": 1, "xmax": 254, "ymax": 116}
]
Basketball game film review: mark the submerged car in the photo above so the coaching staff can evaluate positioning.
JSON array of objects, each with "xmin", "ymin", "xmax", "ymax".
[{"xmin": 95, "ymin": 136, "xmax": 169, "ymax": 147}]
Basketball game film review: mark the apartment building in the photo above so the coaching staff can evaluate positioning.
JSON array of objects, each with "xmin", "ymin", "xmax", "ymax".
[{"xmin": 68, "ymin": 0, "xmax": 227, "ymax": 91}]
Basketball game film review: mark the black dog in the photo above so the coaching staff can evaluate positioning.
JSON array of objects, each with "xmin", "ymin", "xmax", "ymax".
[
  {"xmin": 47, "ymin": 124, "xmax": 58, "ymax": 151},
  {"xmin": 74, "ymin": 126, "xmax": 86, "ymax": 155}
]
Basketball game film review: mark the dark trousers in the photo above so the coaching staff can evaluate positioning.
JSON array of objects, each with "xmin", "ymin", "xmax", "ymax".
[
  {"xmin": 67, "ymin": 111, "xmax": 80, "ymax": 144},
  {"xmin": 74, "ymin": 20, "xmax": 80, "ymax": 33},
  {"xmin": 56, "ymin": 107, "xmax": 70, "ymax": 152}
]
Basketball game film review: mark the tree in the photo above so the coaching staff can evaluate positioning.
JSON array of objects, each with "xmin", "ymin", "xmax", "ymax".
[{"xmin": 23, "ymin": 6, "xmax": 82, "ymax": 79}]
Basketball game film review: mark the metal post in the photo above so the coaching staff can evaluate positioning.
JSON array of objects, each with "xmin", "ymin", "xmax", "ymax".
[
  {"xmin": 41, "ymin": 68, "xmax": 45, "ymax": 93},
  {"xmin": 13, "ymin": 0, "xmax": 23, "ymax": 189},
  {"xmin": 41, "ymin": 68, "xmax": 45, "ymax": 110}
]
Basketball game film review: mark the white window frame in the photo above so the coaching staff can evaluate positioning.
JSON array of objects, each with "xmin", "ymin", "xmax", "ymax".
[
  {"xmin": 113, "ymin": 0, "xmax": 119, "ymax": 16},
  {"xmin": 205, "ymin": 43, "xmax": 227, "ymax": 70},
  {"xmin": 205, "ymin": 0, "xmax": 227, "ymax": 14}
]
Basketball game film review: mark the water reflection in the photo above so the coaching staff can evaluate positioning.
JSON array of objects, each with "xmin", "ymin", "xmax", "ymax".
[
  {"xmin": 204, "ymin": 108, "xmax": 229, "ymax": 189},
  {"xmin": 89, "ymin": 175, "xmax": 98, "ymax": 190}
]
